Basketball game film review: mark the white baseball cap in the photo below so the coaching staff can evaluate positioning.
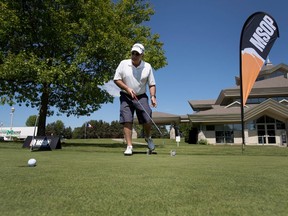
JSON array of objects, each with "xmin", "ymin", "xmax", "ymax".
[{"xmin": 131, "ymin": 43, "xmax": 145, "ymax": 54}]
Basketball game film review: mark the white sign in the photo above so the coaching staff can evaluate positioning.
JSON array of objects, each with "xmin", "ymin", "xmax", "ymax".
[{"xmin": 0, "ymin": 127, "xmax": 37, "ymax": 141}]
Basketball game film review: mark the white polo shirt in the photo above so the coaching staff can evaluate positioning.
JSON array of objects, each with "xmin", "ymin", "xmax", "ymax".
[{"xmin": 114, "ymin": 59, "xmax": 156, "ymax": 95}]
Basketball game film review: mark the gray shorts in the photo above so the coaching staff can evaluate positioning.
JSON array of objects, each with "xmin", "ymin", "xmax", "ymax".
[{"xmin": 119, "ymin": 92, "xmax": 152, "ymax": 124}]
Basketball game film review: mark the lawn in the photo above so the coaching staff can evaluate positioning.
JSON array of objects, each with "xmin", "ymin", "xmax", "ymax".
[{"xmin": 1, "ymin": 139, "xmax": 288, "ymax": 216}]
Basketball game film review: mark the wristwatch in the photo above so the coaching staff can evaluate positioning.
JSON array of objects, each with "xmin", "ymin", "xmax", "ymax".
[{"xmin": 151, "ymin": 95, "xmax": 156, "ymax": 98}]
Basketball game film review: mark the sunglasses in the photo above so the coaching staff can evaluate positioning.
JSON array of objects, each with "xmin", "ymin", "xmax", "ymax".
[{"xmin": 131, "ymin": 51, "xmax": 141, "ymax": 56}]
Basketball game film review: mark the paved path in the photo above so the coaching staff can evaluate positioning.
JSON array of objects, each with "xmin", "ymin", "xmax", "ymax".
[{"xmin": 112, "ymin": 139, "xmax": 146, "ymax": 145}]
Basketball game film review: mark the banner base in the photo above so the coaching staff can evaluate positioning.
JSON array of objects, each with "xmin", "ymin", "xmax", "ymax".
[{"xmin": 23, "ymin": 136, "xmax": 62, "ymax": 151}]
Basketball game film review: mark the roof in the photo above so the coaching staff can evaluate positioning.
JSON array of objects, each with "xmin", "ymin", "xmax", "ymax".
[
  {"xmin": 188, "ymin": 99, "xmax": 215, "ymax": 111},
  {"xmin": 235, "ymin": 63, "xmax": 288, "ymax": 85},
  {"xmin": 134, "ymin": 111, "xmax": 187, "ymax": 124},
  {"xmin": 260, "ymin": 63, "xmax": 288, "ymax": 75},
  {"xmin": 188, "ymin": 61, "xmax": 288, "ymax": 124},
  {"xmin": 188, "ymin": 99, "xmax": 288, "ymax": 123},
  {"xmin": 231, "ymin": 75, "xmax": 288, "ymax": 89},
  {"xmin": 216, "ymin": 75, "xmax": 288, "ymax": 105}
]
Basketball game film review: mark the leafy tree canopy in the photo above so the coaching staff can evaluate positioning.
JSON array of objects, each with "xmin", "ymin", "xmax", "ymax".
[
  {"xmin": 0, "ymin": 0, "xmax": 167, "ymax": 135},
  {"xmin": 46, "ymin": 120, "xmax": 65, "ymax": 136},
  {"xmin": 25, "ymin": 115, "xmax": 37, "ymax": 127}
]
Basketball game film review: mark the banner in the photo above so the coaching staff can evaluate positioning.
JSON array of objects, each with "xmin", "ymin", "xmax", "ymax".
[
  {"xmin": 23, "ymin": 136, "xmax": 62, "ymax": 150},
  {"xmin": 240, "ymin": 12, "xmax": 279, "ymax": 105}
]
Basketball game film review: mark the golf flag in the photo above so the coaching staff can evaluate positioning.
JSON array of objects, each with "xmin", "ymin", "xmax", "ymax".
[
  {"xmin": 87, "ymin": 123, "xmax": 93, "ymax": 128},
  {"xmin": 240, "ymin": 12, "xmax": 279, "ymax": 105}
]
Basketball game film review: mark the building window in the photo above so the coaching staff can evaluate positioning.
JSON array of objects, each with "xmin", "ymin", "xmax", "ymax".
[
  {"xmin": 233, "ymin": 124, "xmax": 242, "ymax": 131},
  {"xmin": 266, "ymin": 116, "xmax": 275, "ymax": 123},
  {"xmin": 215, "ymin": 124, "xmax": 234, "ymax": 144},
  {"xmin": 269, "ymin": 71, "xmax": 284, "ymax": 78},
  {"xmin": 215, "ymin": 124, "xmax": 224, "ymax": 131},
  {"xmin": 249, "ymin": 98, "xmax": 259, "ymax": 104},
  {"xmin": 255, "ymin": 115, "xmax": 285, "ymax": 145},
  {"xmin": 246, "ymin": 97, "xmax": 266, "ymax": 104},
  {"xmin": 255, "ymin": 115, "xmax": 286, "ymax": 127},
  {"xmin": 206, "ymin": 125, "xmax": 215, "ymax": 131},
  {"xmin": 247, "ymin": 121, "xmax": 256, "ymax": 131},
  {"xmin": 215, "ymin": 131, "xmax": 234, "ymax": 143},
  {"xmin": 225, "ymin": 131, "xmax": 234, "ymax": 143},
  {"xmin": 216, "ymin": 131, "xmax": 225, "ymax": 143},
  {"xmin": 245, "ymin": 97, "xmax": 288, "ymax": 104},
  {"xmin": 256, "ymin": 116, "xmax": 265, "ymax": 123},
  {"xmin": 276, "ymin": 120, "xmax": 286, "ymax": 130},
  {"xmin": 225, "ymin": 124, "xmax": 233, "ymax": 131}
]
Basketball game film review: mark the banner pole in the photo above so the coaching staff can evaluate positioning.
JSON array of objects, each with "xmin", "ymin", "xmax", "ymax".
[{"xmin": 239, "ymin": 48, "xmax": 245, "ymax": 154}]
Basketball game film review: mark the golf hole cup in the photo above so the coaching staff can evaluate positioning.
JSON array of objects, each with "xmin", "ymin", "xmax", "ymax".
[{"xmin": 28, "ymin": 158, "xmax": 37, "ymax": 167}]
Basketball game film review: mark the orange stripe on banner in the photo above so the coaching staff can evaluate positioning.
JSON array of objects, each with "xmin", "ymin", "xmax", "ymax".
[{"xmin": 241, "ymin": 51, "xmax": 264, "ymax": 105}]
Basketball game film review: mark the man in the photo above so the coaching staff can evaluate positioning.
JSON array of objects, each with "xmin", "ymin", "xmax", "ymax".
[{"xmin": 114, "ymin": 43, "xmax": 157, "ymax": 155}]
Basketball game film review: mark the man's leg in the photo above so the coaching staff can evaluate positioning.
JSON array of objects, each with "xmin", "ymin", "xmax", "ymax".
[
  {"xmin": 123, "ymin": 122, "xmax": 133, "ymax": 155},
  {"xmin": 143, "ymin": 123, "xmax": 155, "ymax": 151},
  {"xmin": 134, "ymin": 94, "xmax": 155, "ymax": 152},
  {"xmin": 119, "ymin": 92, "xmax": 135, "ymax": 155},
  {"xmin": 143, "ymin": 123, "xmax": 152, "ymax": 138},
  {"xmin": 124, "ymin": 122, "xmax": 133, "ymax": 146}
]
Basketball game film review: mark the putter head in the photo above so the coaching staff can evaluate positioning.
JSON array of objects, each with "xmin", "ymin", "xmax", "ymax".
[{"xmin": 147, "ymin": 149, "xmax": 157, "ymax": 155}]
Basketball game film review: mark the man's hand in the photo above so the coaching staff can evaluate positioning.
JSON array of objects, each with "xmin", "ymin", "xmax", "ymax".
[
  {"xmin": 127, "ymin": 88, "xmax": 137, "ymax": 99},
  {"xmin": 151, "ymin": 97, "xmax": 157, "ymax": 108},
  {"xmin": 114, "ymin": 80, "xmax": 136, "ymax": 99}
]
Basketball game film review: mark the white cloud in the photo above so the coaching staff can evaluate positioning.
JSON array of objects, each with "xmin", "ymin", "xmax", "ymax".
[{"xmin": 101, "ymin": 80, "xmax": 120, "ymax": 97}]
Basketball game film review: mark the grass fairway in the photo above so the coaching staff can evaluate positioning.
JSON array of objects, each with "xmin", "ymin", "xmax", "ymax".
[{"xmin": 1, "ymin": 139, "xmax": 288, "ymax": 216}]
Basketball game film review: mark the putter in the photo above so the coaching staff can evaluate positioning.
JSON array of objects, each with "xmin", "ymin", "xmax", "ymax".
[{"xmin": 133, "ymin": 95, "xmax": 163, "ymax": 136}]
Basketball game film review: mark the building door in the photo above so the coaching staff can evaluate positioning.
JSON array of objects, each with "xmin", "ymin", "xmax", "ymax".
[
  {"xmin": 188, "ymin": 127, "xmax": 198, "ymax": 144},
  {"xmin": 257, "ymin": 123, "xmax": 276, "ymax": 144}
]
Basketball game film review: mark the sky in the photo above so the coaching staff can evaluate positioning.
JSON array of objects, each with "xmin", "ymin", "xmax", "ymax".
[{"xmin": 1, "ymin": 0, "xmax": 288, "ymax": 129}]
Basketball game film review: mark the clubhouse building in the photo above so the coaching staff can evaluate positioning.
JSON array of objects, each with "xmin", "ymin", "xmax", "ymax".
[{"xmin": 186, "ymin": 59, "xmax": 288, "ymax": 145}]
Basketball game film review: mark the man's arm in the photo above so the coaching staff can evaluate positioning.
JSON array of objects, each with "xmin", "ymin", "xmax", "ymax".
[
  {"xmin": 149, "ymin": 85, "xmax": 157, "ymax": 107},
  {"xmin": 114, "ymin": 80, "xmax": 136, "ymax": 98}
]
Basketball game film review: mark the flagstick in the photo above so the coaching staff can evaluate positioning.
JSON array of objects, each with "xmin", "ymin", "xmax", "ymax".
[{"xmin": 85, "ymin": 122, "xmax": 87, "ymax": 139}]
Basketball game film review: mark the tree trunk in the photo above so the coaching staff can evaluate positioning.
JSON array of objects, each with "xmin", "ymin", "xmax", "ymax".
[{"xmin": 37, "ymin": 85, "xmax": 49, "ymax": 136}]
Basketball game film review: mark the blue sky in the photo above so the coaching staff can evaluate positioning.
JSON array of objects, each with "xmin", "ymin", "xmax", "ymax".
[{"xmin": 1, "ymin": 0, "xmax": 288, "ymax": 129}]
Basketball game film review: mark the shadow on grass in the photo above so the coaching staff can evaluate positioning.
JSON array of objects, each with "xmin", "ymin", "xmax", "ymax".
[
  {"xmin": 133, "ymin": 151, "xmax": 158, "ymax": 155},
  {"xmin": 62, "ymin": 142, "xmax": 149, "ymax": 149},
  {"xmin": 62, "ymin": 142, "xmax": 124, "ymax": 148}
]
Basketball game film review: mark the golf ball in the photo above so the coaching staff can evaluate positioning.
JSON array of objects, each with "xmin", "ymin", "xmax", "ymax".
[
  {"xmin": 170, "ymin": 150, "xmax": 176, "ymax": 156},
  {"xmin": 28, "ymin": 158, "xmax": 37, "ymax": 167}
]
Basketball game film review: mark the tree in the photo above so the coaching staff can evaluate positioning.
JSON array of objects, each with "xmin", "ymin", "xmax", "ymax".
[
  {"xmin": 71, "ymin": 120, "xmax": 123, "ymax": 139},
  {"xmin": 110, "ymin": 121, "xmax": 123, "ymax": 138},
  {"xmin": 26, "ymin": 115, "xmax": 38, "ymax": 127},
  {"xmin": 62, "ymin": 127, "xmax": 72, "ymax": 139},
  {"xmin": 134, "ymin": 123, "xmax": 168, "ymax": 138},
  {"xmin": 72, "ymin": 127, "xmax": 83, "ymax": 139},
  {"xmin": 46, "ymin": 120, "xmax": 65, "ymax": 136},
  {"xmin": 0, "ymin": 0, "xmax": 167, "ymax": 135},
  {"xmin": 85, "ymin": 120, "xmax": 110, "ymax": 138}
]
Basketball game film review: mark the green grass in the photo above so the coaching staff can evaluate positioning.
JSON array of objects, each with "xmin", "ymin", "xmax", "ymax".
[{"xmin": 1, "ymin": 139, "xmax": 288, "ymax": 216}]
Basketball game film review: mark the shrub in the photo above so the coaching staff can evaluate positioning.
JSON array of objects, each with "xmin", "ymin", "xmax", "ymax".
[{"xmin": 197, "ymin": 139, "xmax": 209, "ymax": 145}]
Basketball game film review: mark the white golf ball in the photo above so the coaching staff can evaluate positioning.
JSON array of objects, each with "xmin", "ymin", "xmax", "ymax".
[
  {"xmin": 170, "ymin": 150, "xmax": 176, "ymax": 156},
  {"xmin": 28, "ymin": 158, "xmax": 37, "ymax": 167}
]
